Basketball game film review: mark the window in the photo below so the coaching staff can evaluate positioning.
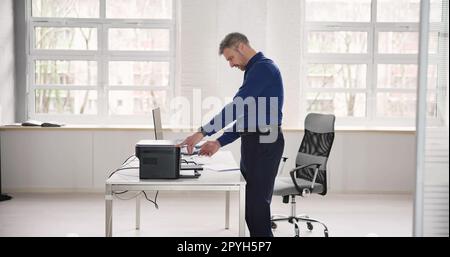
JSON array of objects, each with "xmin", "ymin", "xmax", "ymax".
[
  {"xmin": 302, "ymin": 0, "xmax": 446, "ymax": 126},
  {"xmin": 28, "ymin": 0, "xmax": 175, "ymax": 124}
]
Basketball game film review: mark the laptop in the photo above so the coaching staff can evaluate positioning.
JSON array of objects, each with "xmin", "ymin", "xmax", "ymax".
[
  {"xmin": 152, "ymin": 107, "xmax": 164, "ymax": 140},
  {"xmin": 152, "ymin": 108, "xmax": 202, "ymax": 177},
  {"xmin": 152, "ymin": 107, "xmax": 203, "ymax": 154}
]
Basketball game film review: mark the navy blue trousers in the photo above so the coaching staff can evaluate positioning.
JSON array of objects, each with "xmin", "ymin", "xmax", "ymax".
[{"xmin": 240, "ymin": 131, "xmax": 284, "ymax": 237}]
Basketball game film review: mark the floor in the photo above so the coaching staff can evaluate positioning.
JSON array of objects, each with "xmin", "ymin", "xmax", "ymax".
[{"xmin": 0, "ymin": 192, "xmax": 413, "ymax": 237}]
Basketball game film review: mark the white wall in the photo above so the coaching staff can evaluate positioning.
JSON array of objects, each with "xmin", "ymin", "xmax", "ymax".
[
  {"xmin": 266, "ymin": 0, "xmax": 303, "ymax": 127},
  {"xmin": 0, "ymin": 129, "xmax": 415, "ymax": 193},
  {"xmin": 178, "ymin": 0, "xmax": 303, "ymax": 128},
  {"xmin": 0, "ymin": 0, "xmax": 15, "ymax": 125}
]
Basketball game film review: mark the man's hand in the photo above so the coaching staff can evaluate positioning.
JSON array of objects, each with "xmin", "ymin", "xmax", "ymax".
[
  {"xmin": 199, "ymin": 140, "xmax": 221, "ymax": 157},
  {"xmin": 177, "ymin": 132, "xmax": 204, "ymax": 154}
]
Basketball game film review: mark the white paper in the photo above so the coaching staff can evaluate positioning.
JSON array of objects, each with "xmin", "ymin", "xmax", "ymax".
[
  {"xmin": 204, "ymin": 163, "xmax": 240, "ymax": 172},
  {"xmin": 180, "ymin": 170, "xmax": 196, "ymax": 176}
]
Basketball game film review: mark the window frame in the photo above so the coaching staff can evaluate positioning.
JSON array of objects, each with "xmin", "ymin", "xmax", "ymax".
[
  {"xmin": 300, "ymin": 0, "xmax": 444, "ymax": 127},
  {"xmin": 26, "ymin": 0, "xmax": 177, "ymax": 125}
]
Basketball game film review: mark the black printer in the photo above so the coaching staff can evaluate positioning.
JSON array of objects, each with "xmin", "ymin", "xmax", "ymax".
[{"xmin": 135, "ymin": 140, "xmax": 180, "ymax": 179}]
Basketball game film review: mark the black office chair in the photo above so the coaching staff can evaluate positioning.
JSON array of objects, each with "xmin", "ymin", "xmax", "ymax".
[{"xmin": 271, "ymin": 113, "xmax": 335, "ymax": 237}]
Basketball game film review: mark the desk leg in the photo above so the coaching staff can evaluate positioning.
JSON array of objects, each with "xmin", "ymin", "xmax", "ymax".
[
  {"xmin": 225, "ymin": 191, "xmax": 230, "ymax": 229},
  {"xmin": 136, "ymin": 193, "xmax": 141, "ymax": 230},
  {"xmin": 239, "ymin": 184, "xmax": 246, "ymax": 237},
  {"xmin": 105, "ymin": 184, "xmax": 113, "ymax": 237}
]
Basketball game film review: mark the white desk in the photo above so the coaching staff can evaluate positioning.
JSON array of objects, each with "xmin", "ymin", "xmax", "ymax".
[{"xmin": 105, "ymin": 151, "xmax": 246, "ymax": 237}]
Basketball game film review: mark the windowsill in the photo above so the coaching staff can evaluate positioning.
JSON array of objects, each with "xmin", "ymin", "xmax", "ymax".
[{"xmin": 0, "ymin": 124, "xmax": 416, "ymax": 133}]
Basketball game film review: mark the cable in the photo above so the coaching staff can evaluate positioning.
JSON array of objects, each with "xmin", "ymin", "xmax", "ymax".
[
  {"xmin": 122, "ymin": 154, "xmax": 136, "ymax": 165},
  {"xmin": 113, "ymin": 191, "xmax": 141, "ymax": 200},
  {"xmin": 143, "ymin": 191, "xmax": 159, "ymax": 209},
  {"xmin": 112, "ymin": 190, "xmax": 129, "ymax": 195},
  {"xmin": 110, "ymin": 155, "xmax": 160, "ymax": 209},
  {"xmin": 108, "ymin": 155, "xmax": 137, "ymax": 178},
  {"xmin": 108, "ymin": 166, "xmax": 139, "ymax": 178},
  {"xmin": 109, "ymin": 155, "xmax": 132, "ymax": 178},
  {"xmin": 112, "ymin": 190, "xmax": 159, "ymax": 209}
]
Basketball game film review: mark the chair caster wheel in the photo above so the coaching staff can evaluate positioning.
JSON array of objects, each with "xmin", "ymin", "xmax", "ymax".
[
  {"xmin": 324, "ymin": 229, "xmax": 329, "ymax": 237},
  {"xmin": 271, "ymin": 221, "xmax": 277, "ymax": 229},
  {"xmin": 307, "ymin": 222, "xmax": 313, "ymax": 231}
]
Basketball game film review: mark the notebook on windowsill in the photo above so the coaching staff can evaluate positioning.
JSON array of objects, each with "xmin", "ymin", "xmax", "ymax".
[{"xmin": 21, "ymin": 120, "xmax": 65, "ymax": 127}]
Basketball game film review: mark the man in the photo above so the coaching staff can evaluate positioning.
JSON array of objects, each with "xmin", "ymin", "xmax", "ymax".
[{"xmin": 179, "ymin": 32, "xmax": 284, "ymax": 237}]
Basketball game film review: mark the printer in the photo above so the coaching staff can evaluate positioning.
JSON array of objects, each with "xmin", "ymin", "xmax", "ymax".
[{"xmin": 135, "ymin": 140, "xmax": 180, "ymax": 179}]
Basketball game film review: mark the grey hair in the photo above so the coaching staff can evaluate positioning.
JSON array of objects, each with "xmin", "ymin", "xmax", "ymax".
[{"xmin": 219, "ymin": 32, "xmax": 249, "ymax": 55}]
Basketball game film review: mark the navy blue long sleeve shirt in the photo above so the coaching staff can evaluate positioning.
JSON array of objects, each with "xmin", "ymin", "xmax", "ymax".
[{"xmin": 201, "ymin": 52, "xmax": 284, "ymax": 147}]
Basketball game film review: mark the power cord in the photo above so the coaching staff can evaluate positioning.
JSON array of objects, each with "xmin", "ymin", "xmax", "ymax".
[
  {"xmin": 108, "ymin": 155, "xmax": 138, "ymax": 178},
  {"xmin": 110, "ymin": 154, "xmax": 160, "ymax": 209},
  {"xmin": 122, "ymin": 154, "xmax": 136, "ymax": 165},
  {"xmin": 143, "ymin": 191, "xmax": 159, "ymax": 209},
  {"xmin": 108, "ymin": 166, "xmax": 139, "ymax": 178},
  {"xmin": 112, "ymin": 190, "xmax": 159, "ymax": 209},
  {"xmin": 113, "ymin": 191, "xmax": 141, "ymax": 200}
]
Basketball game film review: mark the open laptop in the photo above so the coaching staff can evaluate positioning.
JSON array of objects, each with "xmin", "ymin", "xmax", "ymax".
[
  {"xmin": 152, "ymin": 107, "xmax": 203, "ymax": 155},
  {"xmin": 152, "ymin": 107, "xmax": 164, "ymax": 140},
  {"xmin": 152, "ymin": 108, "xmax": 202, "ymax": 176}
]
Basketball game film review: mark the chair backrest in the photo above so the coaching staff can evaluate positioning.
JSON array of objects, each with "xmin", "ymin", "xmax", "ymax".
[{"xmin": 296, "ymin": 113, "xmax": 335, "ymax": 195}]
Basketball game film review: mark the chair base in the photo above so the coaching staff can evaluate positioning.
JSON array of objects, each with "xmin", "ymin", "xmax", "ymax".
[
  {"xmin": 271, "ymin": 215, "xmax": 329, "ymax": 237},
  {"xmin": 271, "ymin": 195, "xmax": 329, "ymax": 237}
]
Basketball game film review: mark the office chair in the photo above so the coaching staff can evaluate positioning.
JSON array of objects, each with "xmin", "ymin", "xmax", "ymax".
[{"xmin": 271, "ymin": 113, "xmax": 335, "ymax": 237}]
